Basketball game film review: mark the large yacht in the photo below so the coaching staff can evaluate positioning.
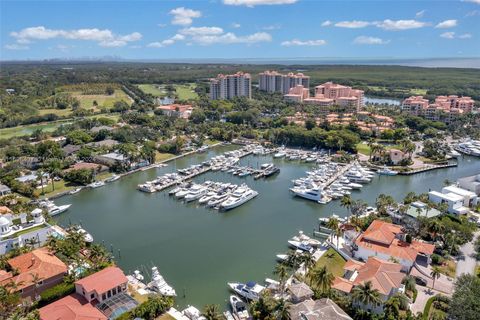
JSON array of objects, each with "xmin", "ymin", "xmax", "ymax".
[
  {"xmin": 220, "ymin": 186, "xmax": 258, "ymax": 211},
  {"xmin": 227, "ymin": 281, "xmax": 265, "ymax": 301},
  {"xmin": 39, "ymin": 199, "xmax": 71, "ymax": 216},
  {"xmin": 184, "ymin": 185, "xmax": 207, "ymax": 202},
  {"xmin": 230, "ymin": 295, "xmax": 250, "ymax": 320},
  {"xmin": 377, "ymin": 166, "xmax": 398, "ymax": 176},
  {"xmin": 289, "ymin": 186, "xmax": 324, "ymax": 202},
  {"xmin": 147, "ymin": 266, "xmax": 176, "ymax": 297}
]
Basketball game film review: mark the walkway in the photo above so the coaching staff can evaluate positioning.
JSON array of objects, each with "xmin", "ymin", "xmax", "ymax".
[{"xmin": 456, "ymin": 231, "xmax": 480, "ymax": 277}]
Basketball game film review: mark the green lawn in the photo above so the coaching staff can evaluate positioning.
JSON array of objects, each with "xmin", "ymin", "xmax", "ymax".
[
  {"xmin": 174, "ymin": 83, "xmax": 198, "ymax": 100},
  {"xmin": 38, "ymin": 108, "xmax": 73, "ymax": 117},
  {"xmin": 313, "ymin": 248, "xmax": 346, "ymax": 277},
  {"xmin": 204, "ymin": 139, "xmax": 220, "ymax": 146},
  {"xmin": 437, "ymin": 260, "xmax": 456, "ymax": 278},
  {"xmin": 8, "ymin": 224, "xmax": 47, "ymax": 239},
  {"xmin": 71, "ymin": 89, "xmax": 132, "ymax": 111},
  {"xmin": 37, "ymin": 179, "xmax": 78, "ymax": 198},
  {"xmin": 155, "ymin": 152, "xmax": 176, "ymax": 162},
  {"xmin": 356, "ymin": 142, "xmax": 402, "ymax": 156},
  {"xmin": 137, "ymin": 84, "xmax": 166, "ymax": 97},
  {"xmin": 0, "ymin": 121, "xmax": 70, "ymax": 139}
]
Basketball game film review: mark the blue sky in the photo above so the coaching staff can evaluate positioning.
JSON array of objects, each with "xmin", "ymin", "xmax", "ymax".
[{"xmin": 1, "ymin": 0, "xmax": 479, "ymax": 60}]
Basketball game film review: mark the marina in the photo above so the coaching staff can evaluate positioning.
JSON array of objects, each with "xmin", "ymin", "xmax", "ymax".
[{"xmin": 53, "ymin": 144, "xmax": 480, "ymax": 309}]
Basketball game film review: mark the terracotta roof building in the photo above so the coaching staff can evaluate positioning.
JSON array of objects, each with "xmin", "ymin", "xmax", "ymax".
[
  {"xmin": 39, "ymin": 293, "xmax": 107, "ymax": 320},
  {"xmin": 288, "ymin": 282, "xmax": 314, "ymax": 303},
  {"xmin": 75, "ymin": 266, "xmax": 128, "ymax": 303},
  {"xmin": 0, "ymin": 248, "xmax": 67, "ymax": 299},
  {"xmin": 354, "ymin": 220, "xmax": 435, "ymax": 270},
  {"xmin": 332, "ymin": 257, "xmax": 406, "ymax": 313}
]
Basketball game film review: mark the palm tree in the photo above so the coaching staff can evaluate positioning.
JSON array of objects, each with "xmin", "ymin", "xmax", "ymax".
[
  {"xmin": 274, "ymin": 298, "xmax": 291, "ymax": 320},
  {"xmin": 310, "ymin": 266, "xmax": 334, "ymax": 295},
  {"xmin": 273, "ymin": 264, "xmax": 289, "ymax": 295},
  {"xmin": 402, "ymin": 276, "xmax": 416, "ymax": 294},
  {"xmin": 285, "ymin": 250, "xmax": 301, "ymax": 270},
  {"xmin": 202, "ymin": 304, "xmax": 222, "ymax": 320},
  {"xmin": 299, "ymin": 252, "xmax": 315, "ymax": 275},
  {"xmin": 30, "ymin": 273, "xmax": 43, "ymax": 301},
  {"xmin": 427, "ymin": 219, "xmax": 444, "ymax": 241},
  {"xmin": 384, "ymin": 294, "xmax": 401, "ymax": 318},
  {"xmin": 326, "ymin": 217, "xmax": 340, "ymax": 246},
  {"xmin": 340, "ymin": 195, "xmax": 352, "ymax": 213},
  {"xmin": 44, "ymin": 160, "xmax": 62, "ymax": 191},
  {"xmin": 430, "ymin": 267, "xmax": 441, "ymax": 290},
  {"xmin": 351, "ymin": 281, "xmax": 381, "ymax": 310}
]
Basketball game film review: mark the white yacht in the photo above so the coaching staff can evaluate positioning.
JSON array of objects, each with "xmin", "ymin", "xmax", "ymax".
[
  {"xmin": 69, "ymin": 188, "xmax": 82, "ymax": 195},
  {"xmin": 289, "ymin": 187, "xmax": 323, "ymax": 202},
  {"xmin": 207, "ymin": 192, "xmax": 230, "ymax": 208},
  {"xmin": 184, "ymin": 185, "xmax": 207, "ymax": 202},
  {"xmin": 182, "ymin": 306, "xmax": 206, "ymax": 320},
  {"xmin": 106, "ymin": 175, "xmax": 120, "ymax": 183},
  {"xmin": 377, "ymin": 166, "xmax": 398, "ymax": 176},
  {"xmin": 227, "ymin": 281, "xmax": 265, "ymax": 301},
  {"xmin": 274, "ymin": 151, "xmax": 286, "ymax": 158},
  {"xmin": 77, "ymin": 228, "xmax": 93, "ymax": 243},
  {"xmin": 88, "ymin": 181, "xmax": 105, "ymax": 188},
  {"xmin": 175, "ymin": 187, "xmax": 190, "ymax": 199},
  {"xmin": 288, "ymin": 240, "xmax": 314, "ymax": 253},
  {"xmin": 223, "ymin": 311, "xmax": 235, "ymax": 320},
  {"xmin": 230, "ymin": 295, "xmax": 250, "ymax": 320},
  {"xmin": 291, "ymin": 231, "xmax": 322, "ymax": 247},
  {"xmin": 147, "ymin": 266, "xmax": 176, "ymax": 297},
  {"xmin": 138, "ymin": 183, "xmax": 156, "ymax": 193},
  {"xmin": 220, "ymin": 187, "xmax": 258, "ymax": 211},
  {"xmin": 39, "ymin": 199, "xmax": 71, "ymax": 216}
]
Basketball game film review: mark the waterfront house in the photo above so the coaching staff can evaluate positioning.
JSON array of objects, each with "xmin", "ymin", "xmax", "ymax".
[
  {"xmin": 428, "ymin": 190, "xmax": 469, "ymax": 214},
  {"xmin": 442, "ymin": 185, "xmax": 478, "ymax": 208},
  {"xmin": 0, "ymin": 248, "xmax": 67, "ymax": 300},
  {"xmin": 75, "ymin": 266, "xmax": 128, "ymax": 303},
  {"xmin": 289, "ymin": 298, "xmax": 352, "ymax": 320},
  {"xmin": 157, "ymin": 104, "xmax": 193, "ymax": 119},
  {"xmin": 390, "ymin": 201, "xmax": 442, "ymax": 226},
  {"xmin": 353, "ymin": 220, "xmax": 435, "ymax": 271},
  {"xmin": 332, "ymin": 257, "xmax": 405, "ymax": 314},
  {"xmin": 387, "ymin": 149, "xmax": 408, "ymax": 165},
  {"xmin": 288, "ymin": 281, "xmax": 314, "ymax": 303},
  {"xmin": 0, "ymin": 184, "xmax": 12, "ymax": 196},
  {"xmin": 457, "ymin": 174, "xmax": 480, "ymax": 195},
  {"xmin": 94, "ymin": 152, "xmax": 128, "ymax": 167},
  {"xmin": 39, "ymin": 266, "xmax": 135, "ymax": 320}
]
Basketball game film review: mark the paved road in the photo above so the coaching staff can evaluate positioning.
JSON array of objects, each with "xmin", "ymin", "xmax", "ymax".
[{"xmin": 456, "ymin": 231, "xmax": 480, "ymax": 277}]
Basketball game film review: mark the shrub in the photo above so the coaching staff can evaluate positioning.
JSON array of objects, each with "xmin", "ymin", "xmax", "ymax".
[
  {"xmin": 431, "ymin": 253, "xmax": 444, "ymax": 265},
  {"xmin": 38, "ymin": 282, "xmax": 75, "ymax": 307}
]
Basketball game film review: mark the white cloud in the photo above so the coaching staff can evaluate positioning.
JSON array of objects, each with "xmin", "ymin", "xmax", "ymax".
[
  {"xmin": 353, "ymin": 36, "xmax": 390, "ymax": 45},
  {"xmin": 147, "ymin": 34, "xmax": 185, "ymax": 47},
  {"xmin": 459, "ymin": 33, "xmax": 472, "ymax": 39},
  {"xmin": 466, "ymin": 10, "xmax": 480, "ymax": 16},
  {"xmin": 169, "ymin": 7, "xmax": 201, "ymax": 26},
  {"xmin": 192, "ymin": 32, "xmax": 272, "ymax": 45},
  {"xmin": 440, "ymin": 32, "xmax": 473, "ymax": 39},
  {"xmin": 179, "ymin": 26, "xmax": 224, "ymax": 36},
  {"xmin": 375, "ymin": 19, "xmax": 427, "ymax": 30},
  {"xmin": 262, "ymin": 24, "xmax": 282, "ymax": 30},
  {"xmin": 10, "ymin": 26, "xmax": 141, "ymax": 47},
  {"xmin": 335, "ymin": 20, "xmax": 371, "ymax": 28},
  {"xmin": 435, "ymin": 19, "xmax": 457, "ymax": 28},
  {"xmin": 157, "ymin": 24, "xmax": 167, "ymax": 28},
  {"xmin": 415, "ymin": 10, "xmax": 426, "ymax": 18},
  {"xmin": 5, "ymin": 43, "xmax": 29, "ymax": 50},
  {"xmin": 440, "ymin": 32, "xmax": 455, "ymax": 39},
  {"xmin": 321, "ymin": 20, "xmax": 332, "ymax": 27},
  {"xmin": 464, "ymin": 0, "xmax": 480, "ymax": 4},
  {"xmin": 281, "ymin": 39, "xmax": 327, "ymax": 46},
  {"xmin": 231, "ymin": 23, "xmax": 241, "ymax": 28},
  {"xmin": 223, "ymin": 0, "xmax": 297, "ymax": 6}
]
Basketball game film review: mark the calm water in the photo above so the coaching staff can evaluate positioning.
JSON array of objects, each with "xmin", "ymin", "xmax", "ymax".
[
  {"xmin": 55, "ymin": 146, "xmax": 479, "ymax": 309},
  {"xmin": 364, "ymin": 96, "xmax": 401, "ymax": 106}
]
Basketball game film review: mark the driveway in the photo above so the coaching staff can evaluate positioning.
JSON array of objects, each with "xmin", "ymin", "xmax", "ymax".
[
  {"xmin": 410, "ymin": 267, "xmax": 454, "ymax": 295},
  {"xmin": 410, "ymin": 286, "xmax": 445, "ymax": 314},
  {"xmin": 456, "ymin": 231, "xmax": 480, "ymax": 277}
]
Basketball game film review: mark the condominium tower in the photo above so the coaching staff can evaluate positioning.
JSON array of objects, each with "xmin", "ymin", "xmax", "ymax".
[
  {"xmin": 209, "ymin": 72, "xmax": 252, "ymax": 100},
  {"xmin": 258, "ymin": 71, "xmax": 310, "ymax": 94}
]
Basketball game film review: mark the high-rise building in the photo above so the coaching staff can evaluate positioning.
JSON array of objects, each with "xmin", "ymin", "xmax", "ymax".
[
  {"xmin": 209, "ymin": 72, "xmax": 251, "ymax": 100},
  {"xmin": 300, "ymin": 82, "xmax": 364, "ymax": 113},
  {"xmin": 401, "ymin": 95, "xmax": 475, "ymax": 123},
  {"xmin": 258, "ymin": 71, "xmax": 310, "ymax": 94}
]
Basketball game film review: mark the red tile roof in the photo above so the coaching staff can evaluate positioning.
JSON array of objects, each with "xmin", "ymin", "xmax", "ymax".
[
  {"xmin": 333, "ymin": 257, "xmax": 405, "ymax": 295},
  {"xmin": 39, "ymin": 293, "xmax": 107, "ymax": 320},
  {"xmin": 75, "ymin": 266, "xmax": 127, "ymax": 295},
  {"xmin": 355, "ymin": 220, "xmax": 435, "ymax": 262},
  {"xmin": 1, "ymin": 248, "xmax": 67, "ymax": 291}
]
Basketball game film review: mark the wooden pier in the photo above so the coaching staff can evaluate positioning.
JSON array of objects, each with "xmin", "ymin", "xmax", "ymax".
[{"xmin": 321, "ymin": 162, "xmax": 355, "ymax": 188}]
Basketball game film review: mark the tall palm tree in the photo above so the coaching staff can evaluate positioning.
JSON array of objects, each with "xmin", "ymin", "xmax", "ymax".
[
  {"xmin": 351, "ymin": 281, "xmax": 381, "ymax": 310},
  {"xmin": 402, "ymin": 276, "xmax": 416, "ymax": 294},
  {"xmin": 340, "ymin": 195, "xmax": 352, "ymax": 213},
  {"xmin": 299, "ymin": 252, "xmax": 315, "ymax": 275},
  {"xmin": 30, "ymin": 273, "xmax": 43, "ymax": 301},
  {"xmin": 326, "ymin": 217, "xmax": 339, "ymax": 245},
  {"xmin": 310, "ymin": 266, "xmax": 334, "ymax": 295},
  {"xmin": 285, "ymin": 250, "xmax": 301, "ymax": 270},
  {"xmin": 274, "ymin": 298, "xmax": 291, "ymax": 320},
  {"xmin": 202, "ymin": 304, "xmax": 222, "ymax": 320},
  {"xmin": 273, "ymin": 264, "xmax": 289, "ymax": 296},
  {"xmin": 384, "ymin": 294, "xmax": 400, "ymax": 318},
  {"xmin": 430, "ymin": 267, "xmax": 441, "ymax": 290}
]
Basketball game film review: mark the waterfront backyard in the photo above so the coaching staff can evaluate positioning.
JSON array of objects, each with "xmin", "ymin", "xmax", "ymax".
[{"xmin": 53, "ymin": 145, "xmax": 480, "ymax": 309}]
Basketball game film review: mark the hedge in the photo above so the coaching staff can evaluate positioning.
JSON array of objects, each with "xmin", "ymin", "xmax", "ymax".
[{"xmin": 38, "ymin": 282, "xmax": 75, "ymax": 307}]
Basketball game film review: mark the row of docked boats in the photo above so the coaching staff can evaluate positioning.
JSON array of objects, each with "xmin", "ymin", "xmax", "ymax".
[
  {"xmin": 169, "ymin": 181, "xmax": 258, "ymax": 211},
  {"xmin": 138, "ymin": 173, "xmax": 182, "ymax": 193},
  {"xmin": 129, "ymin": 266, "xmax": 176, "ymax": 297},
  {"xmin": 290, "ymin": 162, "xmax": 375, "ymax": 204},
  {"xmin": 273, "ymin": 147, "xmax": 329, "ymax": 163},
  {"xmin": 454, "ymin": 139, "xmax": 480, "ymax": 157}
]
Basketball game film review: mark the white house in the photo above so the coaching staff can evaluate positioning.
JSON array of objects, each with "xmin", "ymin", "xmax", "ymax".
[
  {"xmin": 457, "ymin": 174, "xmax": 480, "ymax": 195},
  {"xmin": 442, "ymin": 185, "xmax": 478, "ymax": 207},
  {"xmin": 428, "ymin": 190, "xmax": 470, "ymax": 214}
]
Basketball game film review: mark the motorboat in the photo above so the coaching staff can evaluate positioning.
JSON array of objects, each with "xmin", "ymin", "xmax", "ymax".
[
  {"xmin": 197, "ymin": 145, "xmax": 209, "ymax": 153},
  {"xmin": 39, "ymin": 199, "xmax": 71, "ymax": 216},
  {"xmin": 175, "ymin": 188, "xmax": 190, "ymax": 199},
  {"xmin": 290, "ymin": 187, "xmax": 323, "ymax": 202},
  {"xmin": 69, "ymin": 188, "xmax": 82, "ymax": 195},
  {"xmin": 138, "ymin": 183, "xmax": 156, "ymax": 193},
  {"xmin": 106, "ymin": 174, "xmax": 120, "ymax": 183},
  {"xmin": 207, "ymin": 192, "xmax": 230, "ymax": 208},
  {"xmin": 198, "ymin": 191, "xmax": 217, "ymax": 204},
  {"xmin": 220, "ymin": 187, "xmax": 258, "ymax": 211},
  {"xmin": 227, "ymin": 281, "xmax": 265, "ymax": 301},
  {"xmin": 182, "ymin": 306, "xmax": 206, "ymax": 320},
  {"xmin": 274, "ymin": 151, "xmax": 286, "ymax": 158},
  {"xmin": 223, "ymin": 311, "xmax": 235, "ymax": 320},
  {"xmin": 288, "ymin": 240, "xmax": 314, "ymax": 253},
  {"xmin": 230, "ymin": 295, "xmax": 250, "ymax": 320},
  {"xmin": 88, "ymin": 181, "xmax": 105, "ymax": 188},
  {"xmin": 276, "ymin": 254, "xmax": 288, "ymax": 261},
  {"xmin": 291, "ymin": 231, "xmax": 322, "ymax": 247},
  {"xmin": 377, "ymin": 166, "xmax": 398, "ymax": 176},
  {"xmin": 147, "ymin": 266, "xmax": 176, "ymax": 296},
  {"xmin": 77, "ymin": 228, "xmax": 93, "ymax": 243}
]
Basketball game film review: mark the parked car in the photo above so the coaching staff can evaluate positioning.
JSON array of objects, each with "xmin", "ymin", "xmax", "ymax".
[{"xmin": 414, "ymin": 276, "xmax": 427, "ymax": 286}]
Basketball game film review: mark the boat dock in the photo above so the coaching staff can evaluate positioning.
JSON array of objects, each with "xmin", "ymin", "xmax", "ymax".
[
  {"xmin": 321, "ymin": 162, "xmax": 355, "ymax": 188},
  {"xmin": 153, "ymin": 167, "xmax": 212, "ymax": 192}
]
